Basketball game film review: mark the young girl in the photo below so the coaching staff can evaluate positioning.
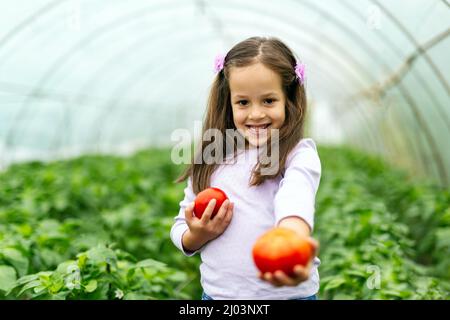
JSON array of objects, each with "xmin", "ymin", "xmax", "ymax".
[{"xmin": 170, "ymin": 36, "xmax": 321, "ymax": 300}]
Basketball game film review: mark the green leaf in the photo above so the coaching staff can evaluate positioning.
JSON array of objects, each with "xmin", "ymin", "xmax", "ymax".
[
  {"xmin": 17, "ymin": 280, "xmax": 42, "ymax": 297},
  {"xmin": 84, "ymin": 280, "xmax": 97, "ymax": 293},
  {"xmin": 0, "ymin": 265, "xmax": 17, "ymax": 292},
  {"xmin": 49, "ymin": 278, "xmax": 64, "ymax": 293},
  {"xmin": 382, "ymin": 289, "xmax": 406, "ymax": 298},
  {"xmin": 15, "ymin": 274, "xmax": 39, "ymax": 285},
  {"xmin": 126, "ymin": 268, "xmax": 135, "ymax": 279},
  {"xmin": 40, "ymin": 248, "xmax": 65, "ymax": 267},
  {"xmin": 167, "ymin": 271, "xmax": 188, "ymax": 283},
  {"xmin": 85, "ymin": 282, "xmax": 109, "ymax": 299},
  {"xmin": 78, "ymin": 254, "xmax": 87, "ymax": 269},
  {"xmin": 33, "ymin": 285, "xmax": 47, "ymax": 294},
  {"xmin": 324, "ymin": 278, "xmax": 346, "ymax": 291},
  {"xmin": 135, "ymin": 259, "xmax": 167, "ymax": 270},
  {"xmin": 346, "ymin": 269, "xmax": 368, "ymax": 278},
  {"xmin": 1, "ymin": 248, "xmax": 29, "ymax": 277},
  {"xmin": 86, "ymin": 246, "xmax": 116, "ymax": 264},
  {"xmin": 56, "ymin": 260, "xmax": 78, "ymax": 274}
]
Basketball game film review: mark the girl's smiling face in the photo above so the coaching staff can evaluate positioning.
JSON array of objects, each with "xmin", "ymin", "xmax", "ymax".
[{"xmin": 229, "ymin": 62, "xmax": 286, "ymax": 148}]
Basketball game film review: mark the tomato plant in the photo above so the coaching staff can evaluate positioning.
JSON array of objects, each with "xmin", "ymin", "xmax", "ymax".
[{"xmin": 0, "ymin": 146, "xmax": 448, "ymax": 300}]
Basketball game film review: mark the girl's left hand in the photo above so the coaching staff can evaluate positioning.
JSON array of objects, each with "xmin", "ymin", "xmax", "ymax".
[{"xmin": 258, "ymin": 238, "xmax": 319, "ymax": 287}]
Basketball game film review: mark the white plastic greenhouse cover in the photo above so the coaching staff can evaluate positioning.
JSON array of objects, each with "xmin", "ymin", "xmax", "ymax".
[{"xmin": 0, "ymin": 0, "xmax": 449, "ymax": 186}]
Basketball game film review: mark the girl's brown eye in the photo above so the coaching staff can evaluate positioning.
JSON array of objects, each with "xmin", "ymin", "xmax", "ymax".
[
  {"xmin": 265, "ymin": 99, "xmax": 274, "ymax": 104},
  {"xmin": 238, "ymin": 100, "xmax": 248, "ymax": 106}
]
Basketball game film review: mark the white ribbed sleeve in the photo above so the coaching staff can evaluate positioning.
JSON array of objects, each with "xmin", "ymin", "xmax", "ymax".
[
  {"xmin": 169, "ymin": 176, "xmax": 200, "ymax": 256},
  {"xmin": 274, "ymin": 139, "xmax": 322, "ymax": 231}
]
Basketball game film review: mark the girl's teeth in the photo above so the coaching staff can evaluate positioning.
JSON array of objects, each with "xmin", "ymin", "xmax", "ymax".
[{"xmin": 248, "ymin": 126, "xmax": 269, "ymax": 135}]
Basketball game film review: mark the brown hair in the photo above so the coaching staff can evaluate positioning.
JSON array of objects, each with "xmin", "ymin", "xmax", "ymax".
[{"xmin": 176, "ymin": 36, "xmax": 307, "ymax": 194}]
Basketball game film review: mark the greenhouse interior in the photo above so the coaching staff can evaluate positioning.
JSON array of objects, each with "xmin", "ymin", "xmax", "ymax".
[{"xmin": 0, "ymin": 0, "xmax": 449, "ymax": 301}]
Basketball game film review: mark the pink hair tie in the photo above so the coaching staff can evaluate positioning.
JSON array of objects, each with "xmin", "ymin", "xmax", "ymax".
[
  {"xmin": 214, "ymin": 54, "xmax": 226, "ymax": 73},
  {"xmin": 295, "ymin": 62, "xmax": 306, "ymax": 85}
]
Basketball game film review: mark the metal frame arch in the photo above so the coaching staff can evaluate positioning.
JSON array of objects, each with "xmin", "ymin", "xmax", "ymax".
[
  {"xmin": 3, "ymin": 0, "xmax": 194, "ymax": 147},
  {"xmin": 45, "ymin": 12, "xmax": 388, "ymax": 151},
  {"xmin": 340, "ymin": 0, "xmax": 450, "ymax": 132},
  {"xmin": 292, "ymin": 0, "xmax": 448, "ymax": 184},
  {"xmin": 372, "ymin": 0, "xmax": 449, "ymax": 95}
]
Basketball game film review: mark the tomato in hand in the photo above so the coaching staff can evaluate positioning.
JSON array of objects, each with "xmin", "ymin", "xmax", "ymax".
[
  {"xmin": 193, "ymin": 187, "xmax": 228, "ymax": 219},
  {"xmin": 252, "ymin": 227, "xmax": 313, "ymax": 276}
]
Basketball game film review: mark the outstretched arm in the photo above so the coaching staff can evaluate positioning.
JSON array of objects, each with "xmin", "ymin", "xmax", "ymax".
[{"xmin": 278, "ymin": 216, "xmax": 311, "ymax": 237}]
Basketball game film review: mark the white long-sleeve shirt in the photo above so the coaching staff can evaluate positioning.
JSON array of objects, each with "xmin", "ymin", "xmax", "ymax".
[{"xmin": 170, "ymin": 138, "xmax": 322, "ymax": 300}]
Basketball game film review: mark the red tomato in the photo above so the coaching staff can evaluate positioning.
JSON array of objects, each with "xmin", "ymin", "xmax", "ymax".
[
  {"xmin": 193, "ymin": 187, "xmax": 228, "ymax": 219},
  {"xmin": 252, "ymin": 227, "xmax": 313, "ymax": 276}
]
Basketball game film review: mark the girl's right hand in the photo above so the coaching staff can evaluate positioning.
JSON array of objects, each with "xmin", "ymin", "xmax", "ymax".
[{"xmin": 184, "ymin": 198, "xmax": 234, "ymax": 245}]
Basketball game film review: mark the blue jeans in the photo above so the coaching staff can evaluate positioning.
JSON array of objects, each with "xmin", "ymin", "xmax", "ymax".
[{"xmin": 201, "ymin": 292, "xmax": 318, "ymax": 300}]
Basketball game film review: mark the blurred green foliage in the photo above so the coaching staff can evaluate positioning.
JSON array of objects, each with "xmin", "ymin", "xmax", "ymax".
[
  {"xmin": 0, "ymin": 146, "xmax": 448, "ymax": 299},
  {"xmin": 0, "ymin": 149, "xmax": 201, "ymax": 299},
  {"xmin": 316, "ymin": 146, "xmax": 449, "ymax": 299}
]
